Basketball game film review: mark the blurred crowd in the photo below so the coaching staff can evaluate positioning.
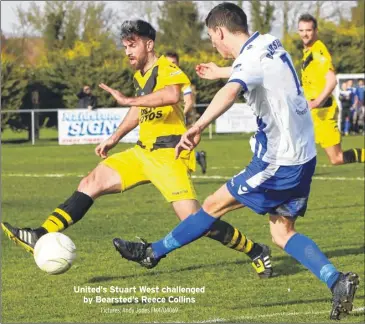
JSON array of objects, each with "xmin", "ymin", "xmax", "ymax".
[{"xmin": 339, "ymin": 79, "xmax": 365, "ymax": 135}]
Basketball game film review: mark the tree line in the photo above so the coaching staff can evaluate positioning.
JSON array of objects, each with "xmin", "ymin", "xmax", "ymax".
[{"xmin": 1, "ymin": 0, "xmax": 364, "ymax": 131}]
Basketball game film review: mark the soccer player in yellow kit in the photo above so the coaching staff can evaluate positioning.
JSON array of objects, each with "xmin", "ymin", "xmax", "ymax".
[
  {"xmin": 2, "ymin": 20, "xmax": 272, "ymax": 278},
  {"xmin": 298, "ymin": 14, "xmax": 364, "ymax": 165}
]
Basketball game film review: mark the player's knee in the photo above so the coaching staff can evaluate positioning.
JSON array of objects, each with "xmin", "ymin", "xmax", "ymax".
[
  {"xmin": 329, "ymin": 154, "xmax": 344, "ymax": 165},
  {"xmin": 202, "ymin": 194, "xmax": 221, "ymax": 216},
  {"xmin": 78, "ymin": 172, "xmax": 104, "ymax": 193}
]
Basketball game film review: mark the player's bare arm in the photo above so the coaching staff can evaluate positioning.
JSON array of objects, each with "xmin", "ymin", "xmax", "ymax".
[
  {"xmin": 99, "ymin": 83, "xmax": 181, "ymax": 107},
  {"xmin": 195, "ymin": 82, "xmax": 241, "ymax": 130},
  {"xmin": 196, "ymin": 62, "xmax": 231, "ymax": 80},
  {"xmin": 175, "ymin": 82, "xmax": 240, "ymax": 157},
  {"xmin": 183, "ymin": 92, "xmax": 194, "ymax": 115},
  {"xmin": 95, "ymin": 106, "xmax": 139, "ymax": 159},
  {"xmin": 309, "ymin": 69, "xmax": 337, "ymax": 109}
]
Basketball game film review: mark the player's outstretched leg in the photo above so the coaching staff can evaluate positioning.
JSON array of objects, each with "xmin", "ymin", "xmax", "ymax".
[
  {"xmin": 270, "ymin": 216, "xmax": 359, "ymax": 320},
  {"xmin": 1, "ymin": 191, "xmax": 93, "ymax": 254},
  {"xmin": 114, "ymin": 185, "xmax": 273, "ymax": 278},
  {"xmin": 113, "ymin": 207, "xmax": 217, "ymax": 268},
  {"xmin": 2, "ymin": 164, "xmax": 120, "ymax": 254},
  {"xmin": 113, "ymin": 224, "xmax": 273, "ymax": 279}
]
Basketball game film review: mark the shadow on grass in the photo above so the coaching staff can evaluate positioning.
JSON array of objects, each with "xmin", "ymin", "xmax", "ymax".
[
  {"xmin": 2, "ymin": 139, "xmax": 31, "ymax": 144},
  {"xmin": 273, "ymin": 245, "xmax": 365, "ymax": 277},
  {"xmin": 2, "ymin": 138, "xmax": 58, "ymax": 144},
  {"xmin": 88, "ymin": 245, "xmax": 364, "ymax": 283},
  {"xmin": 88, "ymin": 258, "xmax": 249, "ymax": 283}
]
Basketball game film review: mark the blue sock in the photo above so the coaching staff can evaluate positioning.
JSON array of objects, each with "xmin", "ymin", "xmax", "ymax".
[
  {"xmin": 195, "ymin": 151, "xmax": 200, "ymax": 159},
  {"xmin": 152, "ymin": 208, "xmax": 216, "ymax": 259},
  {"xmin": 284, "ymin": 233, "xmax": 340, "ymax": 290}
]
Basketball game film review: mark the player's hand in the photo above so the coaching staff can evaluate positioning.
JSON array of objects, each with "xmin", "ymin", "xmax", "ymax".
[
  {"xmin": 95, "ymin": 137, "xmax": 118, "ymax": 159},
  {"xmin": 175, "ymin": 125, "xmax": 202, "ymax": 159},
  {"xmin": 196, "ymin": 62, "xmax": 220, "ymax": 80},
  {"xmin": 308, "ymin": 100, "xmax": 318, "ymax": 109},
  {"xmin": 99, "ymin": 83, "xmax": 131, "ymax": 106}
]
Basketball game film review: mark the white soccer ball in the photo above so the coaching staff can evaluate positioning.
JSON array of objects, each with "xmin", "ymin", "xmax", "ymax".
[{"xmin": 34, "ymin": 233, "xmax": 76, "ymax": 275}]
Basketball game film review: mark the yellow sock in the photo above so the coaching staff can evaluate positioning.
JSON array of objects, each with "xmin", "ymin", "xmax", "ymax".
[
  {"xmin": 226, "ymin": 228, "xmax": 254, "ymax": 254},
  {"xmin": 41, "ymin": 208, "xmax": 73, "ymax": 233}
]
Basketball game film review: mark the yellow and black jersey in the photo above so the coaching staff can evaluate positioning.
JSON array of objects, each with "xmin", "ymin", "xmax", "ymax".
[
  {"xmin": 301, "ymin": 39, "xmax": 339, "ymax": 146},
  {"xmin": 301, "ymin": 40, "xmax": 335, "ymax": 102},
  {"xmin": 133, "ymin": 55, "xmax": 191, "ymax": 150}
]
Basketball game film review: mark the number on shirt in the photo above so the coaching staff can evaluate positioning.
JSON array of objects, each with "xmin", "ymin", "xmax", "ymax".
[{"xmin": 280, "ymin": 53, "xmax": 301, "ymax": 95}]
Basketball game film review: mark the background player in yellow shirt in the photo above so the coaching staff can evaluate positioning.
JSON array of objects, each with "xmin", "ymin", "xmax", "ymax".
[
  {"xmin": 165, "ymin": 51, "xmax": 207, "ymax": 174},
  {"xmin": 298, "ymin": 14, "xmax": 364, "ymax": 165},
  {"xmin": 2, "ymin": 20, "xmax": 272, "ymax": 278}
]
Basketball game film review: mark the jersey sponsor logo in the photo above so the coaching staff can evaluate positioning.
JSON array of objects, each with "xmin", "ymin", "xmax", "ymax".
[{"xmin": 139, "ymin": 107, "xmax": 163, "ymax": 123}]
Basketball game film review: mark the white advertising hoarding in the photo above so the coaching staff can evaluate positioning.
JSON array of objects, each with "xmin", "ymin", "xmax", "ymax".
[
  {"xmin": 58, "ymin": 108, "xmax": 139, "ymax": 145},
  {"xmin": 215, "ymin": 103, "xmax": 257, "ymax": 134}
]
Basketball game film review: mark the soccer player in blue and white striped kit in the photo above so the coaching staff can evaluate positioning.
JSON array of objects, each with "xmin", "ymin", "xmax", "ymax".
[{"xmin": 113, "ymin": 3, "xmax": 359, "ymax": 320}]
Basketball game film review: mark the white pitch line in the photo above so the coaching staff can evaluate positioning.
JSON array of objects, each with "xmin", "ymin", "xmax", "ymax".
[
  {"xmin": 1, "ymin": 173, "xmax": 83, "ymax": 178},
  {"xmin": 313, "ymin": 176, "xmax": 365, "ymax": 181},
  {"xmin": 2, "ymin": 173, "xmax": 364, "ymax": 181},
  {"xmin": 192, "ymin": 175, "xmax": 364, "ymax": 181},
  {"xmin": 196, "ymin": 307, "xmax": 365, "ymax": 323},
  {"xmin": 211, "ymin": 164, "xmax": 335, "ymax": 170}
]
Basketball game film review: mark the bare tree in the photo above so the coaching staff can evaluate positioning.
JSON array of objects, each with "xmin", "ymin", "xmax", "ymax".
[
  {"xmin": 117, "ymin": 1, "xmax": 161, "ymax": 27},
  {"xmin": 273, "ymin": 1, "xmax": 356, "ymax": 39}
]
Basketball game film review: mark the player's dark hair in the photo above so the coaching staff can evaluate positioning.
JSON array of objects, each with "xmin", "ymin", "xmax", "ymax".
[
  {"xmin": 205, "ymin": 2, "xmax": 248, "ymax": 34},
  {"xmin": 120, "ymin": 20, "xmax": 156, "ymax": 41},
  {"xmin": 298, "ymin": 13, "xmax": 318, "ymax": 30},
  {"xmin": 165, "ymin": 51, "xmax": 179, "ymax": 64}
]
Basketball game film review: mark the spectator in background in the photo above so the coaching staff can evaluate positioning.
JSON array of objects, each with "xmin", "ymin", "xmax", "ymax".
[
  {"xmin": 77, "ymin": 85, "xmax": 97, "ymax": 110},
  {"xmin": 339, "ymin": 81, "xmax": 352, "ymax": 136},
  {"xmin": 355, "ymin": 79, "xmax": 364, "ymax": 134},
  {"xmin": 165, "ymin": 51, "xmax": 207, "ymax": 174},
  {"xmin": 346, "ymin": 79, "xmax": 357, "ymax": 134}
]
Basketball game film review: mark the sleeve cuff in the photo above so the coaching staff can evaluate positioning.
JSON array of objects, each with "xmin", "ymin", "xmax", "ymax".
[{"xmin": 228, "ymin": 79, "xmax": 248, "ymax": 92}]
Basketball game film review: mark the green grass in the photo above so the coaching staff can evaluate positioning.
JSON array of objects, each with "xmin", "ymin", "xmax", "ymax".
[
  {"xmin": 1, "ymin": 135, "xmax": 364, "ymax": 323},
  {"xmin": 1, "ymin": 127, "xmax": 59, "ymax": 143}
]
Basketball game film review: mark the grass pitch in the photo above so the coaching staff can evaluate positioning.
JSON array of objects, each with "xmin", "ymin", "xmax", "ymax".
[{"xmin": 1, "ymin": 133, "xmax": 364, "ymax": 323}]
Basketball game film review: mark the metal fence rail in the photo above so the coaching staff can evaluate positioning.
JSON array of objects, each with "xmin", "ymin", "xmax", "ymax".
[{"xmin": 1, "ymin": 105, "xmax": 211, "ymax": 145}]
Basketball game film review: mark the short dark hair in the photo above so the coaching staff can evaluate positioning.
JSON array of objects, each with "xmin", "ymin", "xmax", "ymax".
[
  {"xmin": 165, "ymin": 51, "xmax": 179, "ymax": 64},
  {"xmin": 205, "ymin": 2, "xmax": 248, "ymax": 34},
  {"xmin": 120, "ymin": 20, "xmax": 156, "ymax": 41},
  {"xmin": 298, "ymin": 14, "xmax": 317, "ymax": 29}
]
